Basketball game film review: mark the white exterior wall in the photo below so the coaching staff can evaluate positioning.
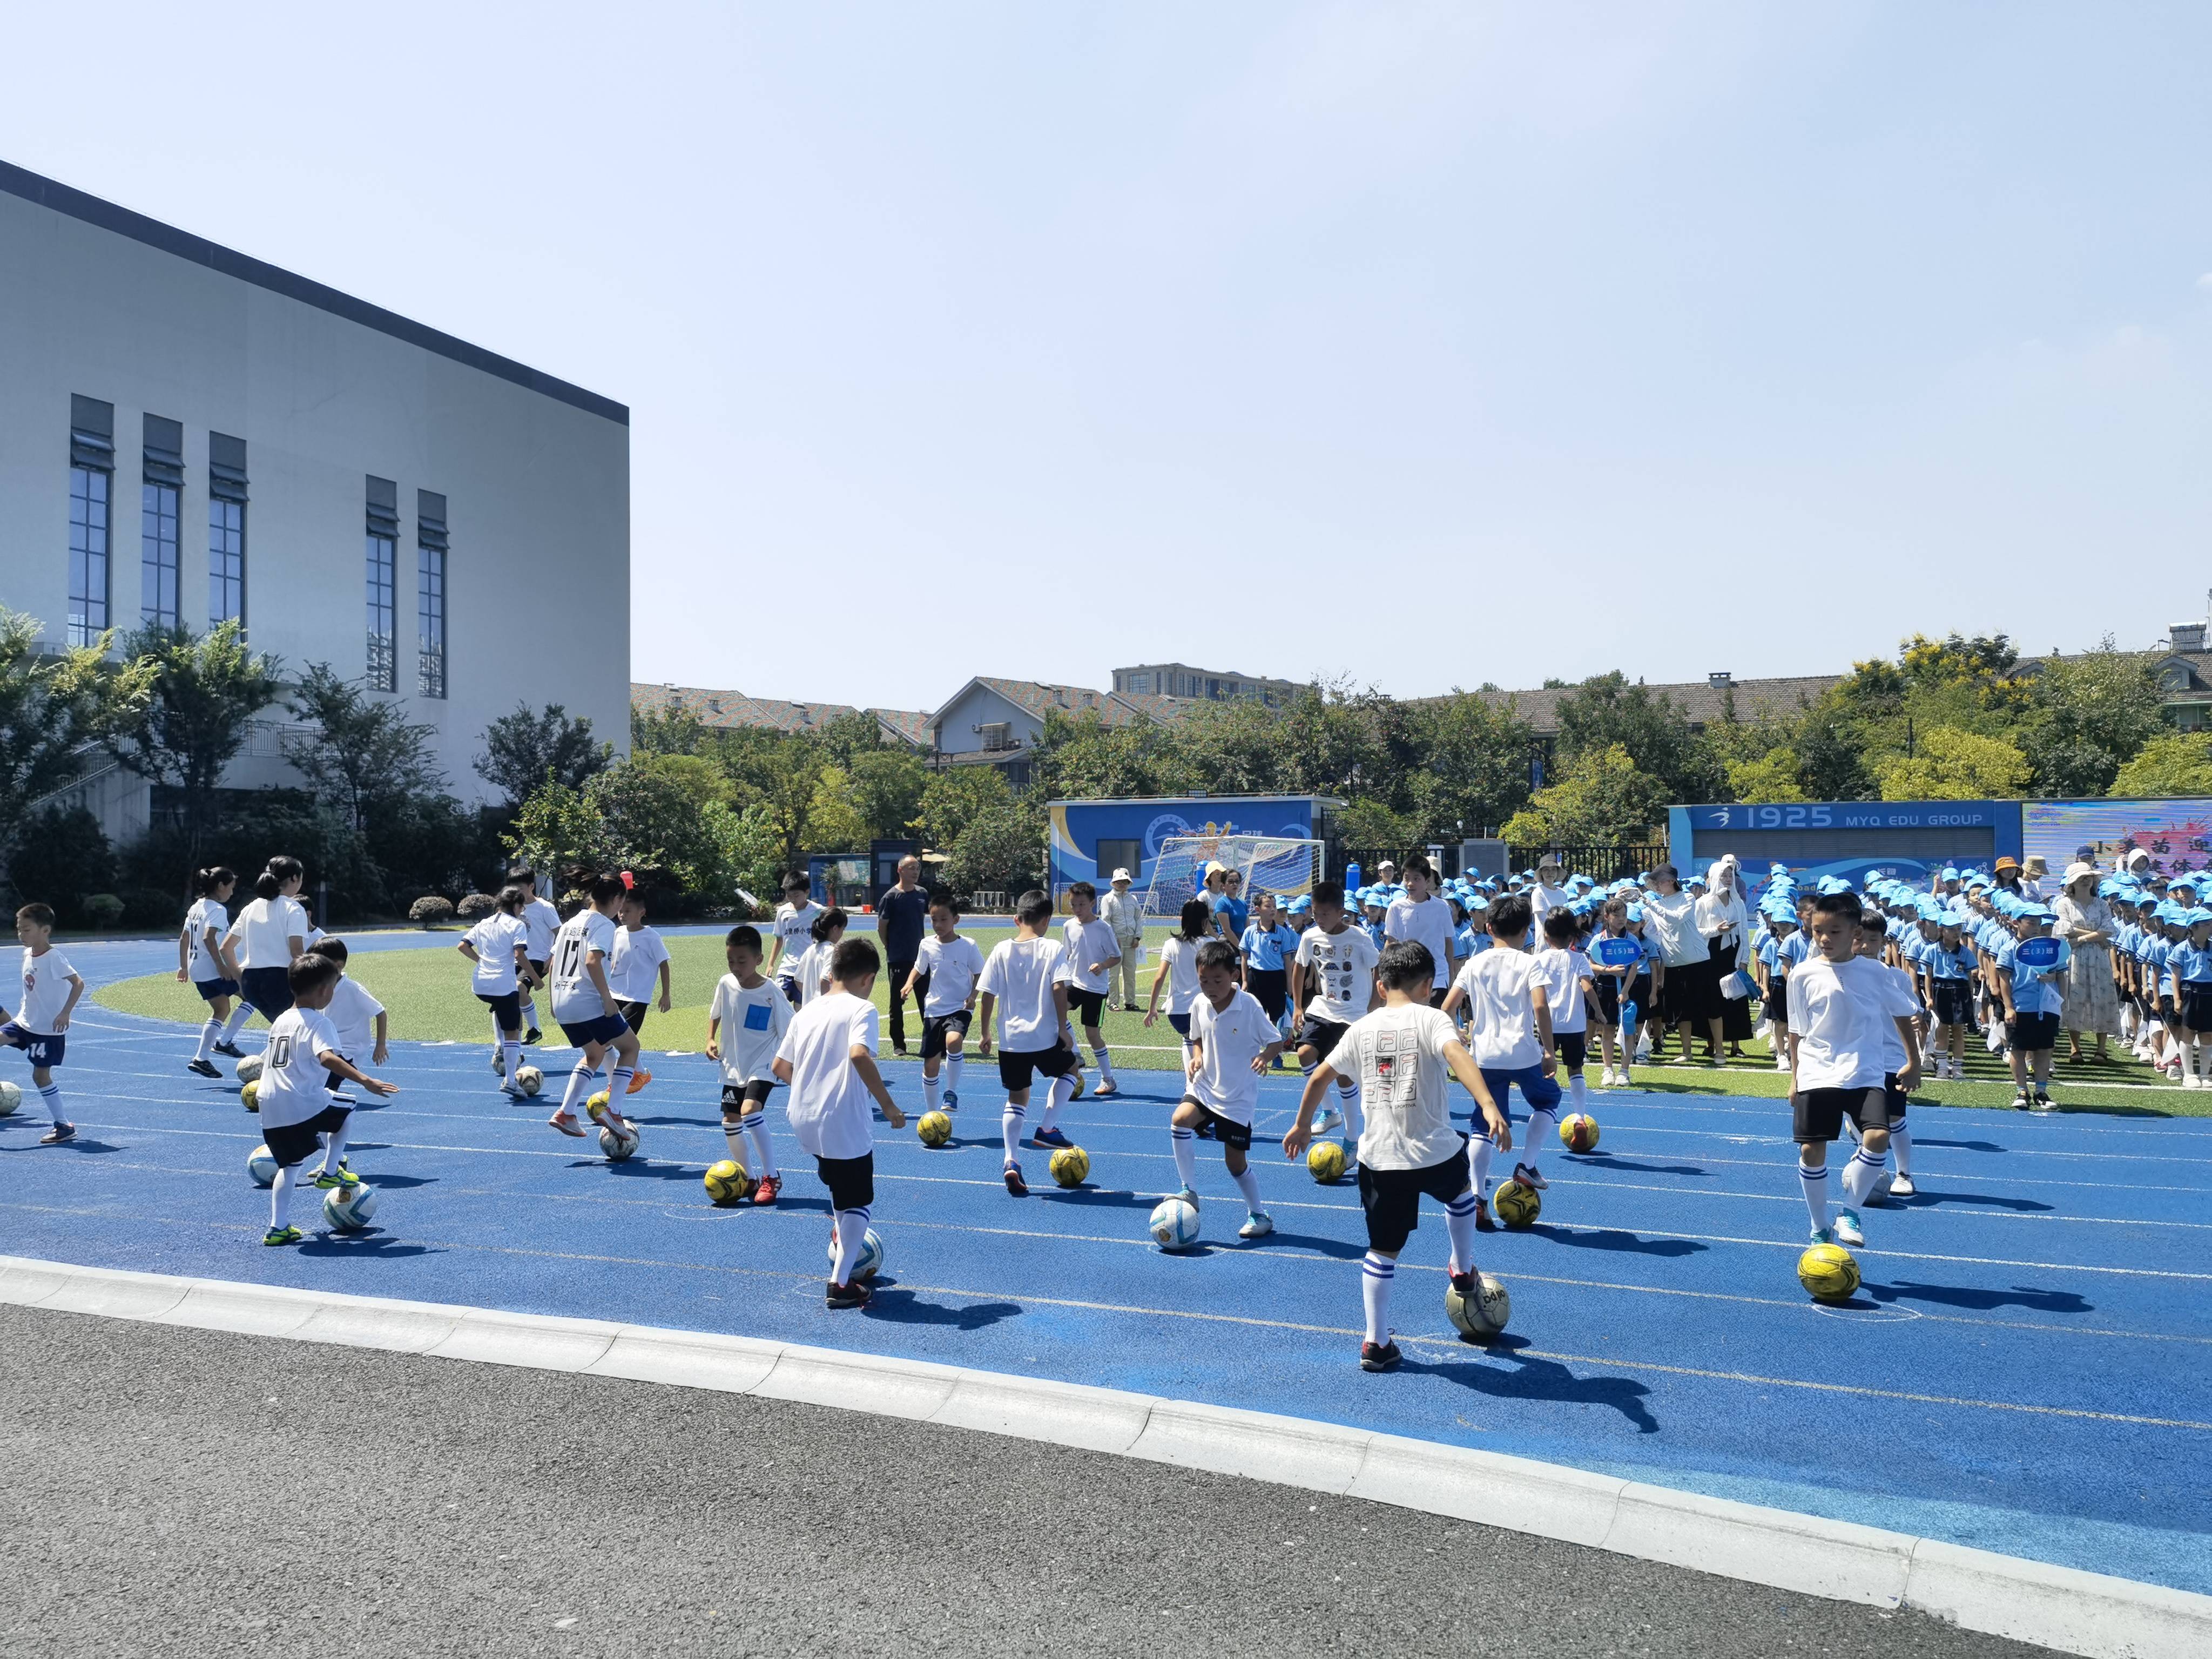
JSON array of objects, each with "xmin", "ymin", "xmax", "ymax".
[
  {"xmin": 931, "ymin": 683, "xmax": 1043, "ymax": 757},
  {"xmin": 0, "ymin": 179, "xmax": 630, "ymax": 832}
]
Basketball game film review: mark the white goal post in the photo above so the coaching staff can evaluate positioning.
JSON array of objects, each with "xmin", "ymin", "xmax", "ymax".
[{"xmin": 1140, "ymin": 834, "xmax": 1325, "ymax": 921}]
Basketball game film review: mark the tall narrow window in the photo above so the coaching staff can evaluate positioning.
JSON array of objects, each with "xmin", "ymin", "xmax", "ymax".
[
  {"xmin": 416, "ymin": 490, "xmax": 447, "ymax": 699},
  {"xmin": 141, "ymin": 414, "xmax": 184, "ymax": 629},
  {"xmin": 68, "ymin": 396, "xmax": 115, "ymax": 647},
  {"xmin": 208, "ymin": 432, "xmax": 248, "ymax": 629},
  {"xmin": 366, "ymin": 475, "xmax": 398, "ymax": 692}
]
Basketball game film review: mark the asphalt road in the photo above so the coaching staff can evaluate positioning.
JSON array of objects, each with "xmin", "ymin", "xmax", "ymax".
[{"xmin": 0, "ymin": 1306, "xmax": 2054, "ymax": 1659}]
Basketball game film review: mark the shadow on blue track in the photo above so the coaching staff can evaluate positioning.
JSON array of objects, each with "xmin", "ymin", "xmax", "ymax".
[
  {"xmin": 1247, "ymin": 1228, "xmax": 1366, "ymax": 1262},
  {"xmin": 1900, "ymin": 1189, "xmax": 2054, "ymax": 1212},
  {"xmin": 1912, "ymin": 1137, "xmax": 2007, "ymax": 1152},
  {"xmin": 0, "ymin": 1138, "xmax": 123, "ymax": 1156},
  {"xmin": 1867, "ymin": 1280, "xmax": 2093, "ymax": 1314},
  {"xmin": 596, "ymin": 1160, "xmax": 706, "ymax": 1184},
  {"xmin": 1405, "ymin": 1336, "xmax": 1660, "ymax": 1432},
  {"xmin": 626, "ymin": 1113, "xmax": 720, "ymax": 1129},
  {"xmin": 861, "ymin": 1285, "xmax": 1021, "ymax": 1331},
  {"xmin": 1529, "ymin": 1224, "xmax": 1708, "ymax": 1259},
  {"xmin": 1040, "ymin": 1187, "xmax": 1156, "ymax": 1215},
  {"xmin": 299, "ymin": 1232, "xmax": 435, "ymax": 1260},
  {"xmin": 1573, "ymin": 1154, "xmax": 1710, "ymax": 1176},
  {"xmin": 362, "ymin": 1173, "xmax": 437, "ymax": 1189}
]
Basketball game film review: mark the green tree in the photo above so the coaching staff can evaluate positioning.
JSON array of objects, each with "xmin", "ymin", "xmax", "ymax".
[
  {"xmin": 503, "ymin": 778, "xmax": 612, "ymax": 881},
  {"xmin": 0, "ymin": 607, "xmax": 150, "ymax": 858},
  {"xmin": 475, "ymin": 703, "xmax": 613, "ymax": 807},
  {"xmin": 1727, "ymin": 747, "xmax": 1808, "ymax": 802},
  {"xmin": 1551, "ymin": 673, "xmax": 1725, "ymax": 804},
  {"xmin": 712, "ymin": 729, "xmax": 834, "ymax": 875},
  {"xmin": 584, "ymin": 755, "xmax": 733, "ymax": 893},
  {"xmin": 845, "ymin": 747, "xmax": 931, "ymax": 841},
  {"xmin": 632, "ymin": 702, "xmax": 710, "ymax": 757},
  {"xmin": 2018, "ymin": 642, "xmax": 2164, "ymax": 798},
  {"xmin": 109, "ymin": 621, "xmax": 282, "ymax": 872},
  {"xmin": 1500, "ymin": 745, "xmax": 1669, "ymax": 845},
  {"xmin": 1405, "ymin": 693, "xmax": 1534, "ymax": 837},
  {"xmin": 1873, "ymin": 726, "xmax": 2031, "ymax": 800},
  {"xmin": 7, "ymin": 804, "xmax": 116, "ymax": 921},
  {"xmin": 2108, "ymin": 732, "xmax": 2212, "ymax": 799},
  {"xmin": 282, "ymin": 665, "xmax": 451, "ymax": 902}
]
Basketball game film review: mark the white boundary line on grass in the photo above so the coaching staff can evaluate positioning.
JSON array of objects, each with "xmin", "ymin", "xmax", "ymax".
[{"xmin": 2, "ymin": 1253, "xmax": 2207, "ymax": 1659}]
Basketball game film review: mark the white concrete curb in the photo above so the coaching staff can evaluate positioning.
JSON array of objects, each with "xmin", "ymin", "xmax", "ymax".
[{"xmin": 4, "ymin": 1254, "xmax": 2204, "ymax": 1659}]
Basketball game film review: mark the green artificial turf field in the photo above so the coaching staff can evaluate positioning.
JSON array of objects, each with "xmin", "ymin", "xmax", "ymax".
[{"xmin": 95, "ymin": 927, "xmax": 2209, "ymax": 1114}]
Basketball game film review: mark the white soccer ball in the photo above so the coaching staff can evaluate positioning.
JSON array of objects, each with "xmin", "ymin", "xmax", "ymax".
[
  {"xmin": 599, "ymin": 1125, "xmax": 639, "ymax": 1162},
  {"xmin": 1149, "ymin": 1197, "xmax": 1202, "ymax": 1251},
  {"xmin": 322, "ymin": 1184, "xmax": 378, "ymax": 1231},
  {"xmin": 0, "ymin": 1079, "xmax": 19, "ymax": 1116},
  {"xmin": 826, "ymin": 1226, "xmax": 886, "ymax": 1281},
  {"xmin": 491, "ymin": 1048, "xmax": 506, "ymax": 1075},
  {"xmin": 247, "ymin": 1144, "xmax": 279, "ymax": 1188},
  {"xmin": 235, "ymin": 1053, "xmax": 264, "ymax": 1084},
  {"xmin": 514, "ymin": 1065, "xmax": 543, "ymax": 1096}
]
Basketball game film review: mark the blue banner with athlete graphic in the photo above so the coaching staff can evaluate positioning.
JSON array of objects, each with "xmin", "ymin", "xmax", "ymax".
[{"xmin": 1047, "ymin": 795, "xmax": 1336, "ymax": 900}]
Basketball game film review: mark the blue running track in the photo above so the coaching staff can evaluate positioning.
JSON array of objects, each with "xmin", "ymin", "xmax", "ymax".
[{"xmin": 5, "ymin": 934, "xmax": 2209, "ymax": 1595}]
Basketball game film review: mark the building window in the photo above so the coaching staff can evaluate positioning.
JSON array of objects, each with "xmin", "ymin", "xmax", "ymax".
[
  {"xmin": 140, "ymin": 414, "xmax": 184, "ymax": 630},
  {"xmin": 980, "ymin": 721, "xmax": 1013, "ymax": 751},
  {"xmin": 1128, "ymin": 672, "xmax": 1151, "ymax": 694},
  {"xmin": 366, "ymin": 476, "xmax": 399, "ymax": 692},
  {"xmin": 67, "ymin": 395, "xmax": 115, "ymax": 648},
  {"xmin": 416, "ymin": 489, "xmax": 448, "ymax": 699},
  {"xmin": 208, "ymin": 432, "xmax": 248, "ymax": 629}
]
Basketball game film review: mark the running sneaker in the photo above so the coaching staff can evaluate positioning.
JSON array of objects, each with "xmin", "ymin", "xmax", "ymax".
[
  {"xmin": 941, "ymin": 1090, "xmax": 958, "ymax": 1111},
  {"xmin": 2031, "ymin": 1092, "xmax": 2058, "ymax": 1114},
  {"xmin": 1598, "ymin": 1068, "xmax": 1617, "ymax": 1088},
  {"xmin": 1003, "ymin": 1164, "xmax": 1029, "ymax": 1197},
  {"xmin": 213, "ymin": 1041, "xmax": 248, "ymax": 1060},
  {"xmin": 751, "ymin": 1174, "xmax": 780, "ymax": 1206},
  {"xmin": 626, "ymin": 1068, "xmax": 652, "ymax": 1095},
  {"xmin": 1359, "ymin": 1340, "xmax": 1402, "ymax": 1373},
  {"xmin": 1237, "ymin": 1212, "xmax": 1274, "ymax": 1239},
  {"xmin": 313, "ymin": 1166, "xmax": 365, "ymax": 1191},
  {"xmin": 1808, "ymin": 1226, "xmax": 1833, "ymax": 1246},
  {"xmin": 2012, "ymin": 1088, "xmax": 2033, "ymax": 1110},
  {"xmin": 1834, "ymin": 1209, "xmax": 1865, "ymax": 1246},
  {"xmin": 261, "ymin": 1226, "xmax": 304, "ymax": 1247},
  {"xmin": 2186, "ymin": 1074, "xmax": 2204, "ymax": 1091},
  {"xmin": 1172, "ymin": 1185, "xmax": 1201, "ymax": 1206},
  {"xmin": 825, "ymin": 1279, "xmax": 871, "ymax": 1310},
  {"xmin": 522, "ymin": 1029, "xmax": 542, "ymax": 1046},
  {"xmin": 1314, "ymin": 1106, "xmax": 1343, "ymax": 1135},
  {"xmin": 187, "ymin": 1058, "xmax": 222, "ymax": 1078},
  {"xmin": 1093, "ymin": 1079, "xmax": 1120, "ymax": 1098},
  {"xmin": 1474, "ymin": 1196, "xmax": 1497, "ymax": 1233},
  {"xmin": 39, "ymin": 1123, "xmax": 76, "ymax": 1145},
  {"xmin": 1888, "ymin": 1172, "xmax": 1917, "ymax": 1198},
  {"xmin": 1031, "ymin": 1126, "xmax": 1073, "ymax": 1150},
  {"xmin": 1513, "ymin": 1161, "xmax": 1548, "ymax": 1192}
]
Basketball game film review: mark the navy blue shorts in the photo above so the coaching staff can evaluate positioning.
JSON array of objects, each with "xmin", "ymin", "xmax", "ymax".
[
  {"xmin": 239, "ymin": 965, "xmax": 294, "ymax": 1021},
  {"xmin": 194, "ymin": 976, "xmax": 239, "ymax": 1003},
  {"xmin": 558, "ymin": 1013, "xmax": 632, "ymax": 1049},
  {"xmin": 0, "ymin": 1022, "xmax": 63, "ymax": 1068},
  {"xmin": 1479, "ymin": 1063, "xmax": 1562, "ymax": 1116}
]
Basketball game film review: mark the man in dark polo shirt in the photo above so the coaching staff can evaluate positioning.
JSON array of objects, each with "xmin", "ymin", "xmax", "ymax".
[{"xmin": 874, "ymin": 854, "xmax": 932, "ymax": 1056}]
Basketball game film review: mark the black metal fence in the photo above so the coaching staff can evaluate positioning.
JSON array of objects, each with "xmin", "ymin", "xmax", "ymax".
[{"xmin": 1507, "ymin": 843, "xmax": 1670, "ymax": 882}]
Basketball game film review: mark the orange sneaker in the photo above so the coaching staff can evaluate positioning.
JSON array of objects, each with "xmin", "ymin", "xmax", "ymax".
[
  {"xmin": 625, "ymin": 1068, "xmax": 652, "ymax": 1095},
  {"xmin": 751, "ymin": 1174, "xmax": 779, "ymax": 1206}
]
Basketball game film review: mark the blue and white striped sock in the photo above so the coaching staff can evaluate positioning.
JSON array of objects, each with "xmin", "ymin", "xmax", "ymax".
[
  {"xmin": 740, "ymin": 1111, "xmax": 777, "ymax": 1178},
  {"xmin": 37, "ymin": 1083, "xmax": 64, "ymax": 1127},
  {"xmin": 832, "ymin": 1205, "xmax": 871, "ymax": 1283},
  {"xmin": 1799, "ymin": 1159, "xmax": 1829, "ymax": 1231},
  {"xmin": 1843, "ymin": 1145, "xmax": 1886, "ymax": 1207},
  {"xmin": 1000, "ymin": 1102, "xmax": 1025, "ymax": 1167},
  {"xmin": 1170, "ymin": 1124, "xmax": 1197, "ymax": 1190},
  {"xmin": 1361, "ymin": 1252, "xmax": 1395, "ymax": 1345},
  {"xmin": 1444, "ymin": 1190, "xmax": 1479, "ymax": 1274}
]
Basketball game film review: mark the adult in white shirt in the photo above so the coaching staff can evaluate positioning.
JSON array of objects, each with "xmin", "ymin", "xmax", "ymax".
[
  {"xmin": 1696, "ymin": 856, "xmax": 1755, "ymax": 1054},
  {"xmin": 1528, "ymin": 857, "xmax": 1573, "ymax": 932},
  {"xmin": 1101, "ymin": 868, "xmax": 1147, "ymax": 1009},
  {"xmin": 225, "ymin": 857, "xmax": 311, "ymax": 1028},
  {"xmin": 1641, "ymin": 863, "xmax": 1719, "ymax": 1064},
  {"xmin": 1382, "ymin": 855, "xmax": 1458, "ymax": 1002}
]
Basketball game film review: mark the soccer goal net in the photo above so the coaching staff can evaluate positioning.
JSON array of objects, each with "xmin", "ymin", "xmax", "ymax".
[{"xmin": 1141, "ymin": 835, "xmax": 1325, "ymax": 920}]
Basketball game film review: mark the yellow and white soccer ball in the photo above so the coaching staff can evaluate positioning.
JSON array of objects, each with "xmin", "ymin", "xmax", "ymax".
[
  {"xmin": 916, "ymin": 1110, "xmax": 953, "ymax": 1148},
  {"xmin": 240, "ymin": 1079, "xmax": 260, "ymax": 1113},
  {"xmin": 1049, "ymin": 1145, "xmax": 1090, "ymax": 1188},
  {"xmin": 586, "ymin": 1089, "xmax": 611, "ymax": 1113},
  {"xmin": 1559, "ymin": 1112, "xmax": 1600, "ymax": 1153},
  {"xmin": 1492, "ymin": 1178, "xmax": 1541, "ymax": 1229},
  {"xmin": 1797, "ymin": 1243, "xmax": 1860, "ymax": 1304},
  {"xmin": 1306, "ymin": 1140, "xmax": 1347, "ymax": 1183},
  {"xmin": 703, "ymin": 1158, "xmax": 755, "ymax": 1205}
]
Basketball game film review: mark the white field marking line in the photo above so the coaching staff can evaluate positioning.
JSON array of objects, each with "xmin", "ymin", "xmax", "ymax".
[
  {"xmin": 1586, "ymin": 1123, "xmax": 2212, "ymax": 1165},
  {"xmin": 45, "ymin": 1115, "xmax": 2212, "ymax": 1280},
  {"xmin": 17, "ymin": 1197, "xmax": 2211, "ymax": 1436},
  {"xmin": 1552, "ymin": 1146, "xmax": 2212, "ymax": 1198},
  {"xmin": 1528, "ymin": 1175, "xmax": 2212, "ymax": 1233},
  {"xmin": 1579, "ymin": 1099, "xmax": 2212, "ymax": 1139}
]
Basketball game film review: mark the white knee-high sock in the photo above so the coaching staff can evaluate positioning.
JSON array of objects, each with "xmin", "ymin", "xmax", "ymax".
[
  {"xmin": 605, "ymin": 1065, "xmax": 634, "ymax": 1108},
  {"xmin": 271, "ymin": 1163, "xmax": 300, "ymax": 1229},
  {"xmin": 1469, "ymin": 1132, "xmax": 1496, "ymax": 1195},
  {"xmin": 520, "ymin": 991, "xmax": 538, "ymax": 1033},
  {"xmin": 946, "ymin": 1052, "xmax": 965, "ymax": 1094},
  {"xmin": 1444, "ymin": 1189, "xmax": 1479, "ymax": 1274},
  {"xmin": 1361, "ymin": 1253, "xmax": 1394, "ymax": 1346},
  {"xmin": 1000, "ymin": 1102, "xmax": 1025, "ymax": 1166},
  {"xmin": 1338, "ymin": 1077, "xmax": 1363, "ymax": 1136},
  {"xmin": 831, "ymin": 1206, "xmax": 870, "ymax": 1284},
  {"xmin": 219, "ymin": 1004, "xmax": 252, "ymax": 1042},
  {"xmin": 923, "ymin": 1069, "xmax": 942, "ymax": 1109},
  {"xmin": 317, "ymin": 1116, "xmax": 352, "ymax": 1176},
  {"xmin": 1799, "ymin": 1159, "xmax": 1829, "ymax": 1231},
  {"xmin": 1891, "ymin": 1119, "xmax": 1912, "ymax": 1176},
  {"xmin": 1040, "ymin": 1071, "xmax": 1076, "ymax": 1132},
  {"xmin": 1091, "ymin": 1043, "xmax": 1114, "ymax": 1082},
  {"xmin": 1522, "ymin": 1110, "xmax": 1556, "ymax": 1174},
  {"xmin": 558, "ymin": 1058, "xmax": 596, "ymax": 1116},
  {"xmin": 1843, "ymin": 1144, "xmax": 1885, "ymax": 1207},
  {"xmin": 1231, "ymin": 1165, "xmax": 1262, "ymax": 1212},
  {"xmin": 1170, "ymin": 1124, "xmax": 1197, "ymax": 1190},
  {"xmin": 1568, "ymin": 1071, "xmax": 1588, "ymax": 1111},
  {"xmin": 194, "ymin": 1018, "xmax": 221, "ymax": 1062},
  {"xmin": 35, "ymin": 1082, "xmax": 64, "ymax": 1125},
  {"xmin": 740, "ymin": 1111, "xmax": 777, "ymax": 1178},
  {"xmin": 500, "ymin": 1038, "xmax": 521, "ymax": 1084}
]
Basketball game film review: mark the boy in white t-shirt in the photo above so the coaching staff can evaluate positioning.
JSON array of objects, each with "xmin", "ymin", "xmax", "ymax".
[
  {"xmin": 2, "ymin": 903, "xmax": 84, "ymax": 1144},
  {"xmin": 255, "ymin": 952, "xmax": 397, "ymax": 1246},
  {"xmin": 768, "ymin": 873, "xmax": 825, "ymax": 1005},
  {"xmin": 458, "ymin": 884, "xmax": 536, "ymax": 1097},
  {"xmin": 544, "ymin": 873, "xmax": 642, "ymax": 1142},
  {"xmin": 1058, "ymin": 881, "xmax": 1123, "ymax": 1096},
  {"xmin": 609, "ymin": 889, "xmax": 672, "ymax": 1094},
  {"xmin": 772, "ymin": 938, "xmax": 906, "ymax": 1308},
  {"xmin": 1786, "ymin": 892, "xmax": 1920, "ymax": 1249},
  {"xmin": 1168, "ymin": 940, "xmax": 1286, "ymax": 1240},
  {"xmin": 1291, "ymin": 881, "xmax": 1378, "ymax": 1143},
  {"xmin": 508, "ymin": 862, "xmax": 562, "ymax": 1044},
  {"xmin": 976, "ymin": 889, "xmax": 1077, "ymax": 1197},
  {"xmin": 707, "ymin": 924, "xmax": 792, "ymax": 1205},
  {"xmin": 905, "ymin": 896, "xmax": 986, "ymax": 1113},
  {"xmin": 1533, "ymin": 910, "xmax": 1596, "ymax": 1171},
  {"xmin": 1440, "ymin": 892, "xmax": 1556, "ymax": 1218},
  {"xmin": 306, "ymin": 939, "xmax": 387, "ymax": 1107},
  {"xmin": 1284, "ymin": 939, "xmax": 1512, "ymax": 1372},
  {"xmin": 1382, "ymin": 855, "xmax": 1458, "ymax": 1006}
]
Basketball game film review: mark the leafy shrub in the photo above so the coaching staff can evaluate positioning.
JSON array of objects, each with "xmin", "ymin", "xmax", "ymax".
[
  {"xmin": 408, "ymin": 894, "xmax": 456, "ymax": 927},
  {"xmin": 81, "ymin": 893, "xmax": 126, "ymax": 928},
  {"xmin": 121, "ymin": 887, "xmax": 185, "ymax": 929},
  {"xmin": 8, "ymin": 804, "xmax": 117, "ymax": 923},
  {"xmin": 455, "ymin": 892, "xmax": 499, "ymax": 920}
]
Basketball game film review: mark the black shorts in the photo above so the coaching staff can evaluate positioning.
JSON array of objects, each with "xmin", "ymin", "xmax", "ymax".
[
  {"xmin": 997, "ymin": 1044, "xmax": 1078, "ymax": 1093},
  {"xmin": 1357, "ymin": 1140, "xmax": 1472, "ymax": 1255},
  {"xmin": 0, "ymin": 1024, "xmax": 63, "ymax": 1068},
  {"xmin": 2007, "ymin": 1010, "xmax": 2060, "ymax": 1053},
  {"xmin": 1178, "ymin": 1100, "xmax": 1253, "ymax": 1150},
  {"xmin": 815, "ymin": 1151, "xmax": 875, "ymax": 1212},
  {"xmin": 1064, "ymin": 988, "xmax": 1107, "ymax": 1028},
  {"xmin": 2158, "ymin": 994, "xmax": 2179, "ymax": 1023},
  {"xmin": 1881, "ymin": 1072, "xmax": 1912, "ymax": 1126},
  {"xmin": 618, "ymin": 1000, "xmax": 650, "ymax": 1036},
  {"xmin": 1296, "ymin": 1014, "xmax": 1349, "ymax": 1060},
  {"xmin": 1428, "ymin": 987, "xmax": 1449, "ymax": 1009},
  {"xmin": 1793, "ymin": 1086, "xmax": 1889, "ymax": 1143},
  {"xmin": 1930, "ymin": 982, "xmax": 1973, "ymax": 1027},
  {"xmin": 2180, "ymin": 985, "xmax": 2212, "ymax": 1033},
  {"xmin": 262, "ymin": 1103, "xmax": 353, "ymax": 1168},
  {"xmin": 1590, "ymin": 977, "xmax": 1626, "ymax": 1027},
  {"xmin": 921, "ymin": 1009, "xmax": 972, "ymax": 1060},
  {"xmin": 1555, "ymin": 1031, "xmax": 1587, "ymax": 1071},
  {"xmin": 1763, "ymin": 979, "xmax": 1788, "ymax": 1026},
  {"xmin": 1245, "ymin": 968, "xmax": 1287, "ymax": 1022},
  {"xmin": 239, "ymin": 965, "xmax": 294, "ymax": 1021},
  {"xmin": 721, "ymin": 1079, "xmax": 778, "ymax": 1114},
  {"xmin": 194, "ymin": 976, "xmax": 239, "ymax": 1003},
  {"xmin": 477, "ymin": 989, "xmax": 524, "ymax": 1030},
  {"xmin": 558, "ymin": 1013, "xmax": 631, "ymax": 1048},
  {"xmin": 527, "ymin": 959, "xmax": 549, "ymax": 984}
]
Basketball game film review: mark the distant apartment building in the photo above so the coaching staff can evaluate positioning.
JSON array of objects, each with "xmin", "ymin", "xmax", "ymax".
[{"xmin": 1112, "ymin": 662, "xmax": 1299, "ymax": 707}]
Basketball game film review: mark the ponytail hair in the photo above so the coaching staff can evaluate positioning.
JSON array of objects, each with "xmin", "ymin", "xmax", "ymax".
[
  {"xmin": 257, "ymin": 854, "xmax": 306, "ymax": 901},
  {"xmin": 1178, "ymin": 898, "xmax": 1211, "ymax": 942},
  {"xmin": 196, "ymin": 865, "xmax": 237, "ymax": 897},
  {"xmin": 812, "ymin": 906, "xmax": 849, "ymax": 942}
]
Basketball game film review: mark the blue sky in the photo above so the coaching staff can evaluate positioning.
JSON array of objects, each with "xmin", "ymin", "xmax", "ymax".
[{"xmin": 6, "ymin": 3, "xmax": 2209, "ymax": 711}]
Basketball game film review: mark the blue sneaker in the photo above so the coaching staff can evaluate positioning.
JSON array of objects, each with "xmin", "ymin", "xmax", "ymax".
[
  {"xmin": 941, "ymin": 1089, "xmax": 957, "ymax": 1111},
  {"xmin": 1809, "ymin": 1225, "xmax": 1834, "ymax": 1246},
  {"xmin": 1032, "ymin": 1126, "xmax": 1073, "ymax": 1150},
  {"xmin": 1834, "ymin": 1209, "xmax": 1865, "ymax": 1246}
]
